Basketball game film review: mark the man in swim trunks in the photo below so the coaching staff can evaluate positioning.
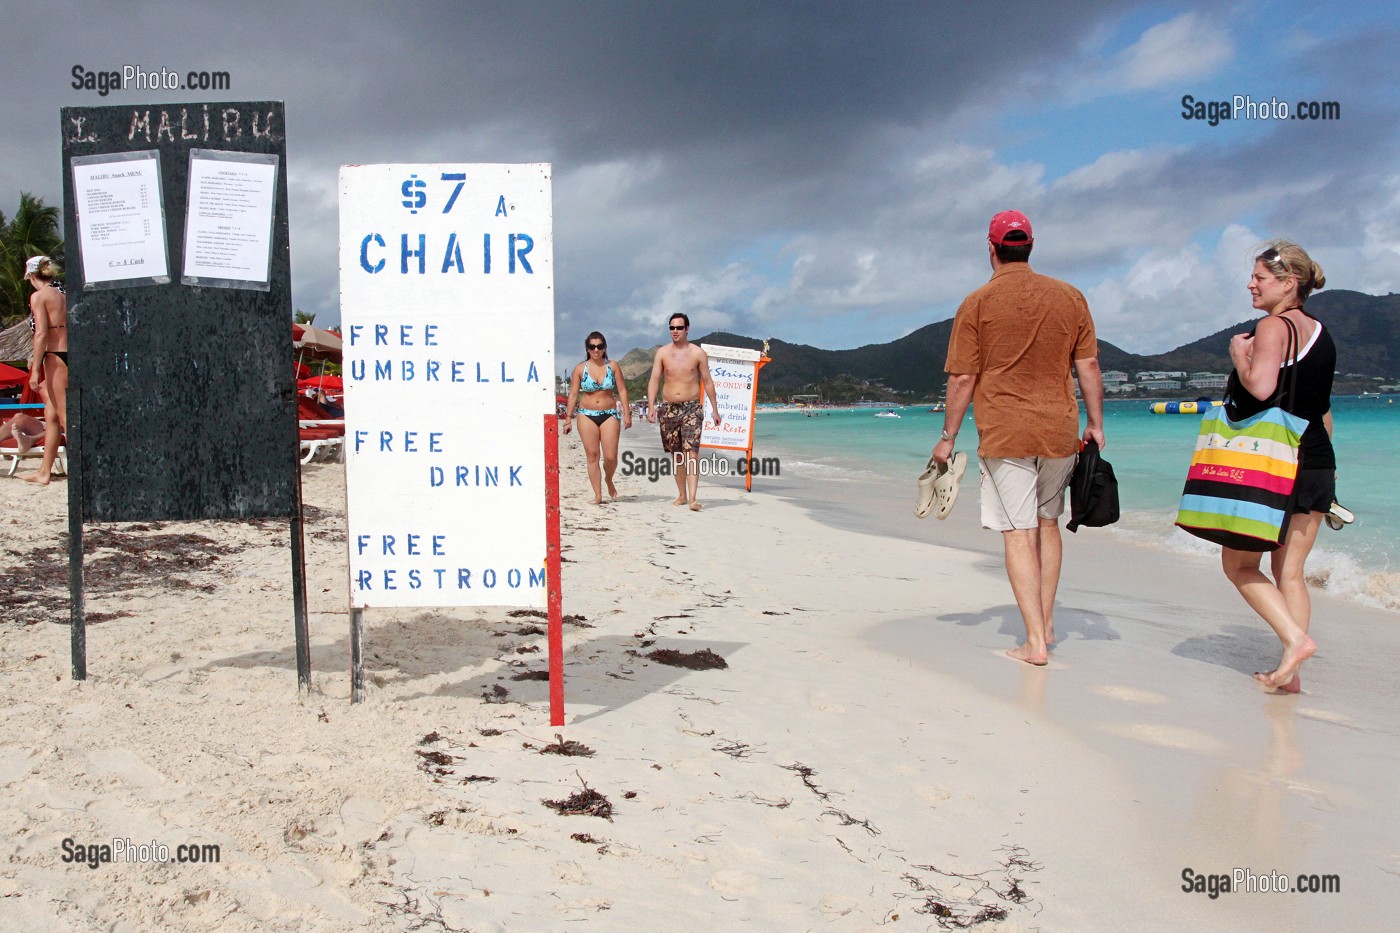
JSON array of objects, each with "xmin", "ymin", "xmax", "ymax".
[
  {"xmin": 929, "ymin": 211, "xmax": 1105, "ymax": 666},
  {"xmin": 646, "ymin": 313, "xmax": 722, "ymax": 511}
]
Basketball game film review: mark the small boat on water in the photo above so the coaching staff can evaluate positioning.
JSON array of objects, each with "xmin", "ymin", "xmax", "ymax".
[
  {"xmin": 928, "ymin": 403, "xmax": 946, "ymax": 413},
  {"xmin": 874, "ymin": 409, "xmax": 901, "ymax": 419}
]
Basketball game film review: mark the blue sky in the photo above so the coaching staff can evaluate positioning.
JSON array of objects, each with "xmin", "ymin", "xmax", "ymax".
[{"xmin": 3, "ymin": 1, "xmax": 1398, "ymax": 361}]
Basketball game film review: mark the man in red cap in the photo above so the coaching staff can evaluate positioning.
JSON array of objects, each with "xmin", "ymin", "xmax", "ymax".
[{"xmin": 930, "ymin": 210, "xmax": 1105, "ymax": 665}]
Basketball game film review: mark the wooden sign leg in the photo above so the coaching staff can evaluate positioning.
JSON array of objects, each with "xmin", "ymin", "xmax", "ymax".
[
  {"xmin": 290, "ymin": 468, "xmax": 312, "ymax": 691},
  {"xmin": 66, "ymin": 386, "xmax": 87, "ymax": 680},
  {"xmin": 350, "ymin": 607, "xmax": 364, "ymax": 704},
  {"xmin": 544, "ymin": 415, "xmax": 564, "ymax": 726}
]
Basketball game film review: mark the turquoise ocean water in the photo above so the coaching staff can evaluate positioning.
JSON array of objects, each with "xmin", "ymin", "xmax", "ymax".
[{"xmin": 751, "ymin": 397, "xmax": 1400, "ymax": 612}]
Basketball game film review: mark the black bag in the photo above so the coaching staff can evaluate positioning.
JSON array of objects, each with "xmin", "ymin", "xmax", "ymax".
[{"xmin": 1065, "ymin": 440, "xmax": 1119, "ymax": 532}]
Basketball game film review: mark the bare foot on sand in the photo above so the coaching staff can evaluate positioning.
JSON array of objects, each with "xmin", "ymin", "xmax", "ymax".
[
  {"xmin": 1260, "ymin": 636, "xmax": 1315, "ymax": 690},
  {"xmin": 590, "ymin": 495, "xmax": 603, "ymax": 505},
  {"xmin": 689, "ymin": 501, "xmax": 703, "ymax": 512},
  {"xmin": 606, "ymin": 478, "xmax": 618, "ymax": 498},
  {"xmin": 1005, "ymin": 643, "xmax": 1048, "ymax": 666},
  {"xmin": 673, "ymin": 496, "xmax": 687, "ymax": 506},
  {"xmin": 20, "ymin": 471, "xmax": 52, "ymax": 486},
  {"xmin": 1252, "ymin": 671, "xmax": 1302, "ymax": 693},
  {"xmin": 1045, "ymin": 624, "xmax": 1056, "ymax": 645}
]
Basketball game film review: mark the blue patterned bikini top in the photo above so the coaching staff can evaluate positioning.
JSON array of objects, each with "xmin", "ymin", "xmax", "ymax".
[{"xmin": 580, "ymin": 362, "xmax": 615, "ymax": 392}]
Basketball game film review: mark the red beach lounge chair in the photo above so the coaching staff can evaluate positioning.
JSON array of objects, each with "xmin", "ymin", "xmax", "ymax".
[
  {"xmin": 0, "ymin": 423, "xmax": 67, "ymax": 477},
  {"xmin": 297, "ymin": 394, "xmax": 344, "ymax": 464},
  {"xmin": 1, "ymin": 370, "xmax": 68, "ymax": 476}
]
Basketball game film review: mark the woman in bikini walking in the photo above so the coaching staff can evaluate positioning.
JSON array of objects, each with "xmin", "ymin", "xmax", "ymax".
[
  {"xmin": 563, "ymin": 331, "xmax": 631, "ymax": 503},
  {"xmin": 23, "ymin": 255, "xmax": 67, "ymax": 485}
]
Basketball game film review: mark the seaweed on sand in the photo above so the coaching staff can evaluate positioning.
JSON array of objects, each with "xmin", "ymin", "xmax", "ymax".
[
  {"xmin": 542, "ymin": 773, "xmax": 613, "ymax": 820},
  {"xmin": 645, "ymin": 648, "xmax": 727, "ymax": 670},
  {"xmin": 540, "ymin": 734, "xmax": 594, "ymax": 757},
  {"xmin": 0, "ymin": 526, "xmax": 242, "ymax": 625}
]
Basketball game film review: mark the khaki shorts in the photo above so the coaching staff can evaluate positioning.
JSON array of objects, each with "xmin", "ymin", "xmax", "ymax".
[{"xmin": 979, "ymin": 455, "xmax": 1078, "ymax": 532}]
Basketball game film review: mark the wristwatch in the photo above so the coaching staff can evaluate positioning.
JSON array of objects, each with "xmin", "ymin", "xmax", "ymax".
[{"xmin": 940, "ymin": 429, "xmax": 957, "ymax": 442}]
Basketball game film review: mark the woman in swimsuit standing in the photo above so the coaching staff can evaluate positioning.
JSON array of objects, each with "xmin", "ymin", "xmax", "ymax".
[
  {"xmin": 563, "ymin": 331, "xmax": 631, "ymax": 503},
  {"xmin": 23, "ymin": 255, "xmax": 67, "ymax": 485}
]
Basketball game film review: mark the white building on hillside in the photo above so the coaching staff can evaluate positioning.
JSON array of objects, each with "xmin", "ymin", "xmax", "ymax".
[{"xmin": 1187, "ymin": 372, "xmax": 1229, "ymax": 390}]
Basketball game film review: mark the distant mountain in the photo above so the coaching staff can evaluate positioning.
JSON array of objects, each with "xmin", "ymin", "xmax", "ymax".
[
  {"xmin": 1142, "ymin": 289, "xmax": 1400, "ymax": 376},
  {"xmin": 615, "ymin": 346, "xmax": 656, "ymax": 380},
  {"xmin": 694, "ymin": 322, "xmax": 956, "ymax": 395},
  {"xmin": 657, "ymin": 289, "xmax": 1400, "ymax": 399}
]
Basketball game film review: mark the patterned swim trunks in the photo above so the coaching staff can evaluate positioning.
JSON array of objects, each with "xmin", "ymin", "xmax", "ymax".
[{"xmin": 658, "ymin": 399, "xmax": 703, "ymax": 453}]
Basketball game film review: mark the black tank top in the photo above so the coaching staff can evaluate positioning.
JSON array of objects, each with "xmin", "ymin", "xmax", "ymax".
[{"xmin": 1225, "ymin": 314, "xmax": 1336, "ymax": 470}]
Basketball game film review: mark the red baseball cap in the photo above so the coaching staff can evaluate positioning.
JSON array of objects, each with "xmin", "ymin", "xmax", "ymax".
[{"xmin": 987, "ymin": 210, "xmax": 1033, "ymax": 246}]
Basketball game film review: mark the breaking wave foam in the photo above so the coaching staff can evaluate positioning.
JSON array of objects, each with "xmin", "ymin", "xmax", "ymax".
[{"xmin": 1108, "ymin": 508, "xmax": 1400, "ymax": 613}]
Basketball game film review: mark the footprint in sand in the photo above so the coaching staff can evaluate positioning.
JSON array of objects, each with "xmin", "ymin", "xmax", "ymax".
[
  {"xmin": 808, "ymin": 692, "xmax": 846, "ymax": 713},
  {"xmin": 819, "ymin": 895, "xmax": 860, "ymax": 919},
  {"xmin": 554, "ymin": 861, "xmax": 586, "ymax": 884},
  {"xmin": 1093, "ymin": 685, "xmax": 1168, "ymax": 705},
  {"xmin": 1101, "ymin": 723, "xmax": 1230, "ymax": 754},
  {"xmin": 709, "ymin": 869, "xmax": 759, "ymax": 896},
  {"xmin": 86, "ymin": 749, "xmax": 170, "ymax": 789},
  {"xmin": 1296, "ymin": 707, "xmax": 1370, "ymax": 732},
  {"xmin": 559, "ymin": 897, "xmax": 613, "ymax": 914},
  {"xmin": 915, "ymin": 785, "xmax": 953, "ymax": 804},
  {"xmin": 0, "ymin": 745, "xmax": 35, "ymax": 785},
  {"xmin": 338, "ymin": 796, "xmax": 387, "ymax": 844},
  {"xmin": 1281, "ymin": 779, "xmax": 1339, "ymax": 812}
]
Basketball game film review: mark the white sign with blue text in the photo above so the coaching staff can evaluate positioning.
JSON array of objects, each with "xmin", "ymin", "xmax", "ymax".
[
  {"xmin": 339, "ymin": 164, "xmax": 554, "ymax": 608},
  {"xmin": 700, "ymin": 345, "xmax": 760, "ymax": 451}
]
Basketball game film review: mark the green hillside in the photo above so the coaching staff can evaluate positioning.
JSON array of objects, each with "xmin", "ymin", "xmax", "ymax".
[{"xmin": 675, "ymin": 289, "xmax": 1400, "ymax": 400}]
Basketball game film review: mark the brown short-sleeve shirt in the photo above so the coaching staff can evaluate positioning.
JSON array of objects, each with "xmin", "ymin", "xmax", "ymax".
[{"xmin": 945, "ymin": 264, "xmax": 1098, "ymax": 459}]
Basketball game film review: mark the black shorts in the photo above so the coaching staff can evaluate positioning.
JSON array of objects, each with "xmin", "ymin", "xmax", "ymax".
[{"xmin": 1291, "ymin": 468, "xmax": 1335, "ymax": 514}]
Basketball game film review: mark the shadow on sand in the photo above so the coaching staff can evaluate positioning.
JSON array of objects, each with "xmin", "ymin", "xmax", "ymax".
[
  {"xmin": 203, "ymin": 610, "xmax": 746, "ymax": 721},
  {"xmin": 938, "ymin": 603, "xmax": 1120, "ymax": 643}
]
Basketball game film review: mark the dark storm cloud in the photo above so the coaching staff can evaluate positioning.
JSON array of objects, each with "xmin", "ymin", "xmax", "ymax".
[
  {"xmin": 4, "ymin": 2, "xmax": 1397, "ymax": 360},
  {"xmin": 285, "ymin": 1, "xmax": 1110, "ymax": 161}
]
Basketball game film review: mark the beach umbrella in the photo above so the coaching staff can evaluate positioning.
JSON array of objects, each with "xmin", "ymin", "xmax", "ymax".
[
  {"xmin": 292, "ymin": 323, "xmax": 342, "ymax": 362},
  {"xmin": 0, "ymin": 320, "xmax": 33, "ymax": 363}
]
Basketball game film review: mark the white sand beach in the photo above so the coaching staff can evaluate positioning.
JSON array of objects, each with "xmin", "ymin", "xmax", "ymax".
[{"xmin": 2, "ymin": 428, "xmax": 1398, "ymax": 931}]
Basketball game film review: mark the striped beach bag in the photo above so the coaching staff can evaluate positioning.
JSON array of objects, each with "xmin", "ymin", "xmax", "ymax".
[{"xmin": 1175, "ymin": 318, "xmax": 1305, "ymax": 551}]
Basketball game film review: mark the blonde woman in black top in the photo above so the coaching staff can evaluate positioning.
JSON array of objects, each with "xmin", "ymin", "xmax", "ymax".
[{"xmin": 1222, "ymin": 241, "xmax": 1334, "ymax": 693}]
